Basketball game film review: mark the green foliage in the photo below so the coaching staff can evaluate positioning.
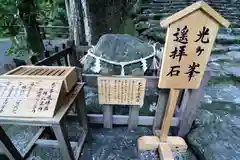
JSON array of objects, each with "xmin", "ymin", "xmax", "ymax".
[
  {"xmin": 0, "ymin": 0, "xmax": 21, "ymax": 37},
  {"xmin": 7, "ymin": 35, "xmax": 30, "ymax": 60},
  {"xmin": 0, "ymin": 0, "xmax": 68, "ymax": 62},
  {"xmin": 0, "ymin": 0, "xmax": 68, "ymax": 38}
]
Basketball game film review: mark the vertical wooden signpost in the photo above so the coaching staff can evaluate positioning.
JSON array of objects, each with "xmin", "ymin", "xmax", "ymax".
[{"xmin": 138, "ymin": 1, "xmax": 230, "ymax": 159}]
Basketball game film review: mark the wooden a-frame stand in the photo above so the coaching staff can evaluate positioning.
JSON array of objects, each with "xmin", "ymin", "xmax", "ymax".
[{"xmin": 138, "ymin": 89, "xmax": 187, "ymax": 159}]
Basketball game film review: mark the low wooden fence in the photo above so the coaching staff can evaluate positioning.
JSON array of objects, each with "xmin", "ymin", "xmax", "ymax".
[{"xmin": 35, "ymin": 41, "xmax": 210, "ymax": 137}]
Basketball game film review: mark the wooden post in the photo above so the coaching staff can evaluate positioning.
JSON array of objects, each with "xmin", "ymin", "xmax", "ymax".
[
  {"xmin": 160, "ymin": 89, "xmax": 180, "ymax": 141},
  {"xmin": 128, "ymin": 106, "xmax": 139, "ymax": 130},
  {"xmin": 178, "ymin": 71, "xmax": 211, "ymax": 137},
  {"xmin": 153, "ymin": 89, "xmax": 169, "ymax": 134},
  {"xmin": 103, "ymin": 105, "xmax": 113, "ymax": 128}
]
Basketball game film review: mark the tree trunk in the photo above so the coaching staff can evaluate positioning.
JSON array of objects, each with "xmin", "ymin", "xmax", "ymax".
[
  {"xmin": 69, "ymin": 0, "xmax": 85, "ymax": 46},
  {"xmin": 17, "ymin": 0, "xmax": 44, "ymax": 58},
  {"xmin": 65, "ymin": 0, "xmax": 74, "ymax": 39},
  {"xmin": 81, "ymin": 0, "xmax": 92, "ymax": 45}
]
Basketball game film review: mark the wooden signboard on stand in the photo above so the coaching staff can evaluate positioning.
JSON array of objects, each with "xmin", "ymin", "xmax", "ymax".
[
  {"xmin": 0, "ymin": 78, "xmax": 64, "ymax": 118},
  {"xmin": 138, "ymin": 1, "xmax": 230, "ymax": 160},
  {"xmin": 97, "ymin": 76, "xmax": 146, "ymax": 129}
]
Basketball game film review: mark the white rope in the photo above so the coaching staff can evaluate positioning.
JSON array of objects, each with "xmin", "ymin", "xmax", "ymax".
[
  {"xmin": 81, "ymin": 44, "xmax": 159, "ymax": 75},
  {"xmin": 86, "ymin": 47, "xmax": 155, "ymax": 66}
]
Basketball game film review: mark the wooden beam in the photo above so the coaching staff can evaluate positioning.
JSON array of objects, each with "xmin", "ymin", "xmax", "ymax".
[
  {"xmin": 103, "ymin": 105, "xmax": 113, "ymax": 128},
  {"xmin": 153, "ymin": 89, "xmax": 169, "ymax": 132},
  {"xmin": 137, "ymin": 136, "xmax": 187, "ymax": 152},
  {"xmin": 83, "ymin": 74, "xmax": 159, "ymax": 88},
  {"xmin": 158, "ymin": 143, "xmax": 174, "ymax": 160},
  {"xmin": 128, "ymin": 106, "xmax": 140, "ymax": 129},
  {"xmin": 178, "ymin": 71, "xmax": 211, "ymax": 137},
  {"xmin": 35, "ymin": 47, "xmax": 72, "ymax": 66},
  {"xmin": 160, "ymin": 89, "xmax": 181, "ymax": 141},
  {"xmin": 86, "ymin": 114, "xmax": 179, "ymax": 126}
]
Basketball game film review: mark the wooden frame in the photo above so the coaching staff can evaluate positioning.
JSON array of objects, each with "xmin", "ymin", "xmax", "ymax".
[
  {"xmin": 82, "ymin": 72, "xmax": 210, "ymax": 134},
  {"xmin": 30, "ymin": 43, "xmax": 211, "ymax": 137}
]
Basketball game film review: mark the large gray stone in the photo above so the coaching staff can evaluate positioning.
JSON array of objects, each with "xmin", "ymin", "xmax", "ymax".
[{"xmin": 82, "ymin": 34, "xmax": 154, "ymax": 75}]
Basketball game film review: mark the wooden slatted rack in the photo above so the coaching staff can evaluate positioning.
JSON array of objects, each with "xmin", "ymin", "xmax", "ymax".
[{"xmin": 1, "ymin": 66, "xmax": 78, "ymax": 92}]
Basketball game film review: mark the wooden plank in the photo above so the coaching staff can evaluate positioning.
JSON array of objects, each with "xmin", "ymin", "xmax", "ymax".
[
  {"xmin": 37, "ymin": 69, "xmax": 49, "ymax": 75},
  {"xmin": 69, "ymin": 114, "xmax": 180, "ymax": 126},
  {"xmin": 63, "ymin": 67, "xmax": 78, "ymax": 92},
  {"xmin": 75, "ymin": 88, "xmax": 88, "ymax": 130},
  {"xmin": 52, "ymin": 123, "xmax": 75, "ymax": 160},
  {"xmin": 29, "ymin": 69, "xmax": 42, "ymax": 75},
  {"xmin": 175, "ymin": 89, "xmax": 190, "ymax": 118},
  {"xmin": 3, "ymin": 66, "xmax": 23, "ymax": 75},
  {"xmin": 42, "ymin": 69, "xmax": 55, "ymax": 75},
  {"xmin": 21, "ymin": 127, "xmax": 45, "ymax": 157},
  {"xmin": 153, "ymin": 89, "xmax": 169, "ymax": 132},
  {"xmin": 178, "ymin": 71, "xmax": 211, "ymax": 137},
  {"xmin": 128, "ymin": 106, "xmax": 140, "ymax": 129},
  {"xmin": 35, "ymin": 139, "xmax": 78, "ymax": 148},
  {"xmin": 74, "ymin": 130, "xmax": 87, "ymax": 159},
  {"xmin": 158, "ymin": 143, "xmax": 174, "ymax": 160},
  {"xmin": 83, "ymin": 74, "xmax": 158, "ymax": 88},
  {"xmin": 160, "ymin": 1, "xmax": 230, "ymax": 28},
  {"xmin": 14, "ymin": 68, "xmax": 27, "ymax": 75},
  {"xmin": 138, "ymin": 136, "xmax": 160, "ymax": 151},
  {"xmin": 160, "ymin": 89, "xmax": 181, "ymax": 141},
  {"xmin": 35, "ymin": 47, "xmax": 72, "ymax": 66},
  {"xmin": 103, "ymin": 105, "xmax": 113, "ymax": 128},
  {"xmin": 26, "ymin": 68, "xmax": 38, "ymax": 75},
  {"xmin": 159, "ymin": 9, "xmax": 219, "ymax": 89},
  {"xmin": 57, "ymin": 69, "xmax": 66, "ymax": 76},
  {"xmin": 51, "ymin": 69, "xmax": 61, "ymax": 76},
  {"xmin": 166, "ymin": 136, "xmax": 187, "ymax": 152},
  {"xmin": 20, "ymin": 69, "xmax": 31, "ymax": 75},
  {"xmin": 137, "ymin": 136, "xmax": 187, "ymax": 152}
]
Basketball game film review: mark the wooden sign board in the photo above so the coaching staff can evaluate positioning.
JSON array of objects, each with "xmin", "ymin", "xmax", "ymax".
[
  {"xmin": 158, "ymin": 1, "xmax": 230, "ymax": 89},
  {"xmin": 0, "ymin": 78, "xmax": 63, "ymax": 118},
  {"xmin": 98, "ymin": 77, "xmax": 146, "ymax": 105}
]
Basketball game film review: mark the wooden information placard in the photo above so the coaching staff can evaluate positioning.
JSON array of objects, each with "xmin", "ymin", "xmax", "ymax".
[
  {"xmin": 158, "ymin": 1, "xmax": 230, "ymax": 89},
  {"xmin": 98, "ymin": 77, "xmax": 146, "ymax": 105},
  {"xmin": 0, "ymin": 78, "xmax": 63, "ymax": 118}
]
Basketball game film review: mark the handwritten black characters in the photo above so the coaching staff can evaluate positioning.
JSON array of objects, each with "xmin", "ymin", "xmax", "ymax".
[
  {"xmin": 166, "ymin": 66, "xmax": 180, "ymax": 77},
  {"xmin": 196, "ymin": 46, "xmax": 204, "ymax": 56},
  {"xmin": 195, "ymin": 26, "xmax": 210, "ymax": 43},
  {"xmin": 170, "ymin": 45, "xmax": 187, "ymax": 62},
  {"xmin": 185, "ymin": 62, "xmax": 200, "ymax": 81},
  {"xmin": 173, "ymin": 26, "xmax": 189, "ymax": 44}
]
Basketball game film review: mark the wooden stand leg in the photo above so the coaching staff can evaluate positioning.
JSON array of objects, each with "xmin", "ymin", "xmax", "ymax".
[
  {"xmin": 153, "ymin": 90, "xmax": 169, "ymax": 134},
  {"xmin": 160, "ymin": 89, "xmax": 180, "ymax": 141},
  {"xmin": 75, "ymin": 89, "xmax": 88, "ymax": 130},
  {"xmin": 0, "ymin": 126, "xmax": 23, "ymax": 160},
  {"xmin": 128, "ymin": 105, "xmax": 139, "ymax": 130},
  {"xmin": 52, "ymin": 123, "xmax": 75, "ymax": 160}
]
